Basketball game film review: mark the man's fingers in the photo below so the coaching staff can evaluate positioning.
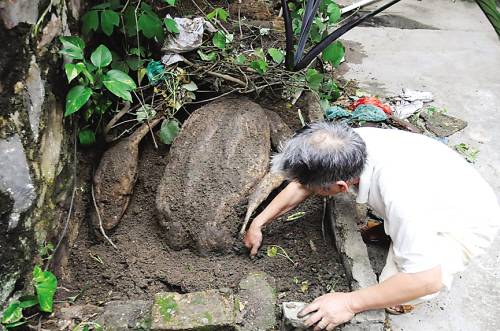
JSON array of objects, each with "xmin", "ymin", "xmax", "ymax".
[
  {"xmin": 326, "ymin": 323, "xmax": 337, "ymax": 331},
  {"xmin": 298, "ymin": 301, "xmax": 319, "ymax": 318},
  {"xmin": 304, "ymin": 311, "xmax": 323, "ymax": 327},
  {"xmin": 250, "ymin": 245, "xmax": 259, "ymax": 256}
]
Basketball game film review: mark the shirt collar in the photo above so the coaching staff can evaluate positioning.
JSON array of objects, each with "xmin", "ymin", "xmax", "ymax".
[{"xmin": 355, "ymin": 158, "xmax": 373, "ymax": 204}]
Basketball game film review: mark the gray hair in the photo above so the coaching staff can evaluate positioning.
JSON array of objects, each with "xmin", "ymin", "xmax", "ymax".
[{"xmin": 271, "ymin": 122, "xmax": 367, "ymax": 189}]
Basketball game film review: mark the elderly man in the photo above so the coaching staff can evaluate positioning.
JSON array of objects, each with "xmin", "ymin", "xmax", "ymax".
[{"xmin": 243, "ymin": 122, "xmax": 499, "ymax": 330}]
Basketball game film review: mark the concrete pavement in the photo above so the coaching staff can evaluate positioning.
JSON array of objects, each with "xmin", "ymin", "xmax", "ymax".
[{"xmin": 337, "ymin": 0, "xmax": 500, "ymax": 330}]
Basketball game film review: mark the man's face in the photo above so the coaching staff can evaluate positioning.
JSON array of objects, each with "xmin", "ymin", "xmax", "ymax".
[{"xmin": 311, "ymin": 181, "xmax": 349, "ymax": 197}]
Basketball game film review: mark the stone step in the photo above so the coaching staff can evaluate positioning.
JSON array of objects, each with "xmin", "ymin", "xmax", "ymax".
[{"xmin": 150, "ymin": 289, "xmax": 236, "ymax": 330}]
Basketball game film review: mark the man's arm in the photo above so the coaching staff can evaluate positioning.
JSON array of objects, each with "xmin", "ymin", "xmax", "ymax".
[
  {"xmin": 300, "ymin": 266, "xmax": 443, "ymax": 330},
  {"xmin": 244, "ymin": 181, "xmax": 312, "ymax": 255}
]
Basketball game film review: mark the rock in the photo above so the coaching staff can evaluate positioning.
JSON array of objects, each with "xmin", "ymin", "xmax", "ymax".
[
  {"xmin": 156, "ymin": 97, "xmax": 291, "ymax": 254},
  {"xmin": 37, "ymin": 13, "xmax": 62, "ymax": 52},
  {"xmin": 151, "ymin": 290, "xmax": 236, "ymax": 330},
  {"xmin": 96, "ymin": 301, "xmax": 152, "ymax": 331},
  {"xmin": 236, "ymin": 272, "xmax": 277, "ymax": 331},
  {"xmin": 0, "ymin": 0, "xmax": 40, "ymax": 29},
  {"xmin": 330, "ymin": 194, "xmax": 386, "ymax": 330},
  {"xmin": 39, "ymin": 93, "xmax": 63, "ymax": 183},
  {"xmin": 0, "ymin": 134, "xmax": 36, "ymax": 230},
  {"xmin": 282, "ymin": 302, "xmax": 308, "ymax": 330},
  {"xmin": 25, "ymin": 56, "xmax": 45, "ymax": 141},
  {"xmin": 56, "ymin": 304, "xmax": 104, "ymax": 321},
  {"xmin": 300, "ymin": 91, "xmax": 325, "ymax": 123},
  {"xmin": 420, "ymin": 111, "xmax": 467, "ymax": 137}
]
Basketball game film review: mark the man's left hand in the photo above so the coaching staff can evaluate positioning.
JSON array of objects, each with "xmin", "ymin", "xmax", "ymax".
[{"xmin": 298, "ymin": 292, "xmax": 355, "ymax": 330}]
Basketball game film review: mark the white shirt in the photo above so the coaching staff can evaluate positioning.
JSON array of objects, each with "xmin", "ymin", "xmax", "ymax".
[{"xmin": 353, "ymin": 128, "xmax": 500, "ymax": 279}]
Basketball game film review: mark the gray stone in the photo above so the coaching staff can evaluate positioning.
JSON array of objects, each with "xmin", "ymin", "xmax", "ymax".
[
  {"xmin": 96, "ymin": 301, "xmax": 152, "ymax": 331},
  {"xmin": 236, "ymin": 272, "xmax": 276, "ymax": 331},
  {"xmin": 300, "ymin": 91, "xmax": 324, "ymax": 123},
  {"xmin": 0, "ymin": 0, "xmax": 40, "ymax": 29},
  {"xmin": 330, "ymin": 194, "xmax": 386, "ymax": 329},
  {"xmin": 330, "ymin": 194, "xmax": 378, "ymax": 290},
  {"xmin": 420, "ymin": 111, "xmax": 467, "ymax": 137},
  {"xmin": 39, "ymin": 93, "xmax": 63, "ymax": 183},
  {"xmin": 151, "ymin": 290, "xmax": 236, "ymax": 330},
  {"xmin": 281, "ymin": 302, "xmax": 307, "ymax": 330},
  {"xmin": 26, "ymin": 56, "xmax": 45, "ymax": 141},
  {"xmin": 0, "ymin": 134, "xmax": 36, "ymax": 230}
]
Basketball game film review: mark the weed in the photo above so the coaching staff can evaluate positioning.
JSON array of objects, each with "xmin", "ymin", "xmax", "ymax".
[
  {"xmin": 454, "ymin": 143, "xmax": 479, "ymax": 163},
  {"xmin": 1, "ymin": 266, "xmax": 58, "ymax": 329},
  {"xmin": 267, "ymin": 245, "xmax": 295, "ymax": 264}
]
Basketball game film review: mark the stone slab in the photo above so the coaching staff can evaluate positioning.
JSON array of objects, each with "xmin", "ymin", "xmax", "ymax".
[
  {"xmin": 96, "ymin": 300, "xmax": 151, "ymax": 331},
  {"xmin": 281, "ymin": 302, "xmax": 307, "ymax": 331},
  {"xmin": 236, "ymin": 272, "xmax": 277, "ymax": 331},
  {"xmin": 151, "ymin": 289, "xmax": 236, "ymax": 330}
]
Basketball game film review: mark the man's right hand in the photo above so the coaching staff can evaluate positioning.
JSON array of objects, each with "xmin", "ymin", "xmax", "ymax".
[{"xmin": 243, "ymin": 225, "xmax": 263, "ymax": 256}]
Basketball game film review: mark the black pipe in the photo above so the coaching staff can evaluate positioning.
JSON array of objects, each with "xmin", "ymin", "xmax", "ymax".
[
  {"xmin": 293, "ymin": 0, "xmax": 403, "ymax": 71},
  {"xmin": 281, "ymin": 0, "xmax": 295, "ymax": 70}
]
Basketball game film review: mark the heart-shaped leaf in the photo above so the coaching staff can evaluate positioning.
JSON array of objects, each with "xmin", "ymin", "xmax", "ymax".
[
  {"xmin": 91, "ymin": 45, "xmax": 112, "ymax": 68},
  {"xmin": 164, "ymin": 18, "xmax": 179, "ymax": 34},
  {"xmin": 65, "ymin": 85, "xmax": 92, "ymax": 116},
  {"xmin": 59, "ymin": 36, "xmax": 85, "ymax": 60},
  {"xmin": 268, "ymin": 48, "xmax": 285, "ymax": 64},
  {"xmin": 33, "ymin": 266, "xmax": 57, "ymax": 313},
  {"xmin": 64, "ymin": 63, "xmax": 79, "ymax": 83},
  {"xmin": 322, "ymin": 41, "xmax": 345, "ymax": 67},
  {"xmin": 100, "ymin": 9, "xmax": 120, "ymax": 36},
  {"xmin": 159, "ymin": 119, "xmax": 180, "ymax": 145},
  {"xmin": 82, "ymin": 10, "xmax": 99, "ymax": 35}
]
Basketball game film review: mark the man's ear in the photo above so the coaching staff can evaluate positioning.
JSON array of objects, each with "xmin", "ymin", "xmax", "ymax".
[{"xmin": 335, "ymin": 180, "xmax": 349, "ymax": 193}]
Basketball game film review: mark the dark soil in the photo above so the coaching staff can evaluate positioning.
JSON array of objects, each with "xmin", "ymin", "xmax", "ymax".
[{"xmin": 62, "ymin": 134, "xmax": 349, "ymax": 305}]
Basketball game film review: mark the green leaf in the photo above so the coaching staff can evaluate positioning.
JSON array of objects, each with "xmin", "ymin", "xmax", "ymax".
[
  {"xmin": 327, "ymin": 3, "xmax": 341, "ymax": 23},
  {"xmin": 103, "ymin": 70, "xmax": 136, "ymax": 101},
  {"xmin": 305, "ymin": 69, "xmax": 323, "ymax": 91},
  {"xmin": 91, "ymin": 45, "xmax": 112, "ymax": 68},
  {"xmin": 197, "ymin": 50, "xmax": 217, "ymax": 62},
  {"xmin": 250, "ymin": 59, "xmax": 268, "ymax": 75},
  {"xmin": 111, "ymin": 60, "xmax": 129, "ymax": 73},
  {"xmin": 64, "ymin": 63, "xmax": 79, "ymax": 83},
  {"xmin": 129, "ymin": 47, "xmax": 145, "ymax": 57},
  {"xmin": 92, "ymin": 2, "xmax": 111, "ymax": 9},
  {"xmin": 136, "ymin": 105, "xmax": 156, "ymax": 123},
  {"xmin": 164, "ymin": 0, "xmax": 176, "ymax": 5},
  {"xmin": 124, "ymin": 7, "xmax": 137, "ymax": 37},
  {"xmin": 32, "ymin": 265, "xmax": 57, "ymax": 313},
  {"xmin": 79, "ymin": 129, "xmax": 96, "ymax": 145},
  {"xmin": 82, "ymin": 10, "xmax": 99, "ymax": 35},
  {"xmin": 1, "ymin": 302, "xmax": 23, "ymax": 324},
  {"xmin": 138, "ymin": 12, "xmax": 164, "ymax": 40},
  {"xmin": 75, "ymin": 62, "xmax": 95, "ymax": 85},
  {"xmin": 59, "ymin": 36, "xmax": 85, "ymax": 60},
  {"xmin": 18, "ymin": 296, "xmax": 38, "ymax": 309},
  {"xmin": 126, "ymin": 57, "xmax": 145, "ymax": 71},
  {"xmin": 4, "ymin": 320, "xmax": 27, "ymax": 329},
  {"xmin": 212, "ymin": 31, "xmax": 226, "ymax": 49},
  {"xmin": 234, "ymin": 54, "xmax": 246, "ymax": 65},
  {"xmin": 159, "ymin": 119, "xmax": 180, "ymax": 145},
  {"xmin": 207, "ymin": 8, "xmax": 229, "ymax": 22},
  {"xmin": 182, "ymin": 81, "xmax": 198, "ymax": 91},
  {"xmin": 266, "ymin": 246, "xmax": 278, "ymax": 257},
  {"xmin": 164, "ymin": 18, "xmax": 179, "ymax": 34},
  {"xmin": 65, "ymin": 85, "xmax": 92, "ymax": 116},
  {"xmin": 322, "ymin": 41, "xmax": 345, "ymax": 67},
  {"xmin": 105, "ymin": 70, "xmax": 137, "ymax": 89},
  {"xmin": 100, "ymin": 9, "xmax": 120, "ymax": 36},
  {"xmin": 267, "ymin": 48, "xmax": 284, "ymax": 64}
]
